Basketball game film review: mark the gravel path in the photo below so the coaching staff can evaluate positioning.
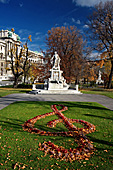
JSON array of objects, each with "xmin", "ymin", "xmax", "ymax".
[{"xmin": 0, "ymin": 93, "xmax": 113, "ymax": 111}]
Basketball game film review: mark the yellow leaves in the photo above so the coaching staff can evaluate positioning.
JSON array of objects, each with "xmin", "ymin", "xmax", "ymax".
[
  {"xmin": 5, "ymin": 67, "xmax": 10, "ymax": 71},
  {"xmin": 85, "ymin": 158, "xmax": 89, "ymax": 160},
  {"xmin": 83, "ymin": 161, "xmax": 86, "ymax": 164},
  {"xmin": 104, "ymin": 60, "xmax": 111, "ymax": 76},
  {"xmin": 38, "ymin": 142, "xmax": 41, "ymax": 147},
  {"xmin": 23, "ymin": 44, "xmax": 27, "ymax": 49},
  {"xmin": 28, "ymin": 35, "xmax": 32, "ymax": 42},
  {"xmin": 13, "ymin": 162, "xmax": 18, "ymax": 169},
  {"xmin": 11, "ymin": 28, "xmax": 15, "ymax": 32},
  {"xmin": 104, "ymin": 149, "xmax": 108, "ymax": 152},
  {"xmin": 8, "ymin": 146, "xmax": 11, "ymax": 148},
  {"xmin": 13, "ymin": 162, "xmax": 27, "ymax": 169},
  {"xmin": 100, "ymin": 59, "xmax": 104, "ymax": 68}
]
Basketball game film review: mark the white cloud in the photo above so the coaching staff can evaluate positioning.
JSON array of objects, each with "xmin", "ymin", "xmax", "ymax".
[
  {"xmin": 18, "ymin": 29, "xmax": 32, "ymax": 36},
  {"xmin": 0, "ymin": 0, "xmax": 10, "ymax": 3},
  {"xmin": 55, "ymin": 23, "xmax": 59, "ymax": 27},
  {"xmin": 72, "ymin": 18, "xmax": 81, "ymax": 24},
  {"xmin": 35, "ymin": 37, "xmax": 41, "ymax": 41},
  {"xmin": 21, "ymin": 37, "xmax": 27, "ymax": 41},
  {"xmin": 72, "ymin": 18, "xmax": 75, "ymax": 23},
  {"xmin": 35, "ymin": 32, "xmax": 41, "ymax": 36},
  {"xmin": 83, "ymin": 24, "xmax": 89, "ymax": 28},
  {"xmin": 63, "ymin": 22, "xmax": 68, "ymax": 26},
  {"xmin": 34, "ymin": 33, "xmax": 45, "ymax": 42},
  {"xmin": 76, "ymin": 19, "xmax": 81, "ymax": 24},
  {"xmin": 19, "ymin": 2, "xmax": 23, "ymax": 7},
  {"xmin": 72, "ymin": 0, "xmax": 110, "ymax": 7}
]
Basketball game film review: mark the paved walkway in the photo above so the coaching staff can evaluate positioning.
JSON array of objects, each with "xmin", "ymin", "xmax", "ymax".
[{"xmin": 0, "ymin": 93, "xmax": 113, "ymax": 111}]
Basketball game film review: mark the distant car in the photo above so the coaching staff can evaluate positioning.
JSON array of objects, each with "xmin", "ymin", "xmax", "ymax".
[{"xmin": 28, "ymin": 90, "xmax": 39, "ymax": 95}]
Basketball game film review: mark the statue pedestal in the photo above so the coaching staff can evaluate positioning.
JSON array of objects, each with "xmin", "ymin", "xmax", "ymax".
[{"xmin": 48, "ymin": 67, "xmax": 69, "ymax": 90}]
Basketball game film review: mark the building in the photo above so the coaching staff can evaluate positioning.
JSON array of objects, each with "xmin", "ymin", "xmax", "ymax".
[{"xmin": 0, "ymin": 29, "xmax": 43, "ymax": 81}]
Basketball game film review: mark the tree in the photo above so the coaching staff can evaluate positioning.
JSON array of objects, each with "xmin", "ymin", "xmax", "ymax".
[
  {"xmin": 10, "ymin": 35, "xmax": 32, "ymax": 88},
  {"xmin": 82, "ymin": 60, "xmax": 98, "ymax": 86},
  {"xmin": 28, "ymin": 62, "xmax": 45, "ymax": 83},
  {"xmin": 87, "ymin": 1, "xmax": 113, "ymax": 88},
  {"xmin": 11, "ymin": 46, "xmax": 28, "ymax": 88},
  {"xmin": 45, "ymin": 26, "xmax": 84, "ymax": 84}
]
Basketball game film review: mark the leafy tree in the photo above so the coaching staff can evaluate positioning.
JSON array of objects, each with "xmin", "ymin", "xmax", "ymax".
[
  {"xmin": 104, "ymin": 59, "xmax": 111, "ymax": 76},
  {"xmin": 82, "ymin": 61, "xmax": 98, "ymax": 86},
  {"xmin": 87, "ymin": 1, "xmax": 113, "ymax": 88},
  {"xmin": 45, "ymin": 26, "xmax": 84, "ymax": 84},
  {"xmin": 28, "ymin": 61, "xmax": 44, "ymax": 83}
]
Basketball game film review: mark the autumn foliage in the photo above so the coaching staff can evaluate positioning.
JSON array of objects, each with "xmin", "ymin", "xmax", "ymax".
[
  {"xmin": 45, "ymin": 26, "xmax": 84, "ymax": 84},
  {"xmin": 87, "ymin": 1, "xmax": 113, "ymax": 88}
]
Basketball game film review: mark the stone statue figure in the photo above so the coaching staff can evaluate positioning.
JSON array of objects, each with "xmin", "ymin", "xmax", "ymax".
[{"xmin": 51, "ymin": 51, "xmax": 61, "ymax": 69}]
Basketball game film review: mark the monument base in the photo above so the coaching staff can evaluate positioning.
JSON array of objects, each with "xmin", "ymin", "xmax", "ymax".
[
  {"xmin": 48, "ymin": 82, "xmax": 69, "ymax": 90},
  {"xmin": 29, "ymin": 89, "xmax": 82, "ymax": 94}
]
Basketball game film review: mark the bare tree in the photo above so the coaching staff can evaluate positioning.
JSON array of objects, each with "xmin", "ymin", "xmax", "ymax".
[
  {"xmin": 11, "ymin": 46, "xmax": 29, "ymax": 88},
  {"xmin": 87, "ymin": 1, "xmax": 113, "ymax": 88},
  {"xmin": 10, "ymin": 35, "xmax": 32, "ymax": 88}
]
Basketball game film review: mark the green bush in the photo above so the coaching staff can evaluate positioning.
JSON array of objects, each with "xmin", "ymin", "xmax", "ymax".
[{"xmin": 17, "ymin": 83, "xmax": 32, "ymax": 89}]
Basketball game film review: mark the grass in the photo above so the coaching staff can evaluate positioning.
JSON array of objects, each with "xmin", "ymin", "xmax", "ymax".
[
  {"xmin": 0, "ymin": 101, "xmax": 113, "ymax": 170},
  {"xmin": 0, "ymin": 88, "xmax": 31, "ymax": 97},
  {"xmin": 81, "ymin": 89, "xmax": 113, "ymax": 99}
]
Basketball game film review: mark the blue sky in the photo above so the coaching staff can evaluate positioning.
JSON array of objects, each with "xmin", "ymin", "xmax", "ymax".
[{"xmin": 0, "ymin": 0, "xmax": 110, "ymax": 52}]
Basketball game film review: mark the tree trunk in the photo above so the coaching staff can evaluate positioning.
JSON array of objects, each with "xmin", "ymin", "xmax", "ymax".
[
  {"xmin": 13, "ymin": 76, "xmax": 19, "ymax": 88},
  {"xmin": 107, "ymin": 60, "xmax": 113, "ymax": 89},
  {"xmin": 24, "ymin": 74, "xmax": 26, "ymax": 84},
  {"xmin": 87, "ymin": 78, "xmax": 88, "ymax": 88}
]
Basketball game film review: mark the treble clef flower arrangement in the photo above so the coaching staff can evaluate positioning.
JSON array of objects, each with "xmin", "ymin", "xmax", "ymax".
[{"xmin": 22, "ymin": 105, "xmax": 96, "ymax": 162}]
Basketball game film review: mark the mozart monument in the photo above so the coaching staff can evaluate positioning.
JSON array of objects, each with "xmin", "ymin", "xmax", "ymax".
[
  {"xmin": 48, "ymin": 51, "xmax": 69, "ymax": 90},
  {"xmin": 32, "ymin": 52, "xmax": 81, "ymax": 94}
]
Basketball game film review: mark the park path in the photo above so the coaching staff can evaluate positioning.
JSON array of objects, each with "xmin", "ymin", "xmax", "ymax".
[{"xmin": 0, "ymin": 93, "xmax": 113, "ymax": 111}]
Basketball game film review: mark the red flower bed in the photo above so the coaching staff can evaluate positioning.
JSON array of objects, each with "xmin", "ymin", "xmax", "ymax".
[{"xmin": 22, "ymin": 104, "xmax": 95, "ymax": 162}]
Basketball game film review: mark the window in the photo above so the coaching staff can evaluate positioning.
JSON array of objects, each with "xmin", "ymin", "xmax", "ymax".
[
  {"xmin": 1, "ymin": 62, "xmax": 3, "ymax": 67},
  {"xmin": 1, "ymin": 68, "xmax": 3, "ymax": 76}
]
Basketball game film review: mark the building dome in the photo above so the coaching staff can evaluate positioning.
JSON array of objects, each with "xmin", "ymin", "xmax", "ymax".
[
  {"xmin": 17, "ymin": 35, "xmax": 20, "ymax": 41},
  {"xmin": 8, "ymin": 31, "xmax": 12, "ymax": 37}
]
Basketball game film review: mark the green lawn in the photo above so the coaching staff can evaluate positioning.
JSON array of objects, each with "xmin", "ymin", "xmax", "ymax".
[
  {"xmin": 81, "ymin": 89, "xmax": 113, "ymax": 99},
  {"xmin": 0, "ymin": 88, "xmax": 30, "ymax": 97},
  {"xmin": 0, "ymin": 101, "xmax": 113, "ymax": 170}
]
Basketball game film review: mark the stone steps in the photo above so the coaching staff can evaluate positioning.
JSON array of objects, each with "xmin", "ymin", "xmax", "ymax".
[{"xmin": 37, "ymin": 89, "xmax": 82, "ymax": 94}]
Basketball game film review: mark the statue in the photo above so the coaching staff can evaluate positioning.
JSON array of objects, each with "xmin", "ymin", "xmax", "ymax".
[
  {"xmin": 96, "ymin": 70, "xmax": 104, "ymax": 84},
  {"xmin": 51, "ymin": 51, "xmax": 60, "ymax": 69}
]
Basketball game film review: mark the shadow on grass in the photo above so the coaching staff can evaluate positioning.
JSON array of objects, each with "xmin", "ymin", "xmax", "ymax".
[
  {"xmin": 20, "ymin": 90, "xmax": 32, "ymax": 93},
  {"xmin": 0, "ymin": 116, "xmax": 24, "ymax": 131},
  {"xmin": 88, "ymin": 135, "xmax": 113, "ymax": 147},
  {"xmin": 34, "ymin": 124, "xmax": 68, "ymax": 133},
  {"xmin": 84, "ymin": 114, "xmax": 113, "ymax": 121},
  {"xmin": 11, "ymin": 101, "xmax": 109, "ymax": 111}
]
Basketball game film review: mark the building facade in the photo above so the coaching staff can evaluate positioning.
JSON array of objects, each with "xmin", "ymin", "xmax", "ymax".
[{"xmin": 0, "ymin": 29, "xmax": 43, "ymax": 81}]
